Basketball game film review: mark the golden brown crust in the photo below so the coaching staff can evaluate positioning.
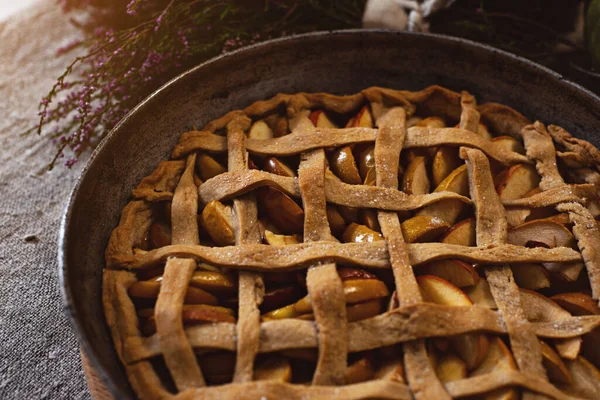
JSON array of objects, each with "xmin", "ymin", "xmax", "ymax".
[
  {"xmin": 523, "ymin": 122, "xmax": 565, "ymax": 190},
  {"xmin": 103, "ymin": 269, "xmax": 169, "ymax": 400},
  {"xmin": 406, "ymin": 126, "xmax": 529, "ymax": 165},
  {"xmin": 123, "ymin": 305, "xmax": 600, "ymax": 364},
  {"xmin": 478, "ymin": 102, "xmax": 531, "ymax": 138},
  {"xmin": 548, "ymin": 124, "xmax": 600, "ymax": 170},
  {"xmin": 463, "ymin": 137, "xmax": 548, "ymax": 392},
  {"xmin": 459, "ymin": 91, "xmax": 480, "ymax": 132},
  {"xmin": 557, "ymin": 202, "xmax": 600, "ymax": 301},
  {"xmin": 227, "ymin": 118, "xmax": 264, "ymax": 383},
  {"xmin": 155, "ymin": 152, "xmax": 206, "ymax": 389},
  {"xmin": 374, "ymin": 106, "xmax": 449, "ymax": 399},
  {"xmin": 105, "ymin": 200, "xmax": 152, "ymax": 268},
  {"xmin": 156, "ymin": 258, "xmax": 205, "ymax": 389},
  {"xmin": 296, "ymin": 122, "xmax": 348, "ymax": 384},
  {"xmin": 132, "ymin": 160, "xmax": 186, "ymax": 201},
  {"xmin": 173, "ymin": 126, "xmax": 529, "ymax": 166},
  {"xmin": 103, "ymin": 85, "xmax": 600, "ymax": 399},
  {"xmin": 197, "ymin": 169, "xmax": 471, "ymax": 210},
  {"xmin": 174, "ymin": 379, "xmax": 412, "ymax": 400},
  {"xmin": 109, "ymin": 242, "xmax": 581, "ymax": 272}
]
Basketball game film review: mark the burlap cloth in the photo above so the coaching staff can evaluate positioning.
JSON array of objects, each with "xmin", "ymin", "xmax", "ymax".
[{"xmin": 0, "ymin": 1, "xmax": 108, "ymax": 398}]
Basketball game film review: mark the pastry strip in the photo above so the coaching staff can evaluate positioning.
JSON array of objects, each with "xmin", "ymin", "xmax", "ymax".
[
  {"xmin": 297, "ymin": 122, "xmax": 347, "ymax": 385},
  {"xmin": 125, "ymin": 307, "xmax": 600, "ymax": 364},
  {"xmin": 112, "ymin": 242, "xmax": 582, "ymax": 271},
  {"xmin": 155, "ymin": 154, "xmax": 206, "ymax": 389},
  {"xmin": 196, "ymin": 169, "xmax": 470, "ymax": 209},
  {"xmin": 174, "ymin": 379, "xmax": 411, "ymax": 400},
  {"xmin": 227, "ymin": 116, "xmax": 265, "ymax": 383},
  {"xmin": 522, "ymin": 122, "xmax": 565, "ymax": 190},
  {"xmin": 445, "ymin": 370, "xmax": 576, "ymax": 400},
  {"xmin": 502, "ymin": 184, "xmax": 593, "ymax": 208},
  {"xmin": 155, "ymin": 258, "xmax": 204, "ymax": 389},
  {"xmin": 547, "ymin": 124, "xmax": 600, "ymax": 168},
  {"xmin": 103, "ymin": 269, "xmax": 169, "ymax": 399},
  {"xmin": 557, "ymin": 202, "xmax": 600, "ymax": 302},
  {"xmin": 374, "ymin": 106, "xmax": 450, "ymax": 399},
  {"xmin": 462, "ymin": 147, "xmax": 549, "ymax": 392},
  {"xmin": 405, "ymin": 127, "xmax": 529, "ymax": 165},
  {"xmin": 105, "ymin": 200, "xmax": 152, "ymax": 266},
  {"xmin": 172, "ymin": 127, "xmax": 528, "ymax": 167},
  {"xmin": 171, "ymin": 369, "xmax": 580, "ymax": 400},
  {"xmin": 131, "ymin": 160, "xmax": 186, "ymax": 201},
  {"xmin": 458, "ymin": 91, "xmax": 480, "ymax": 132}
]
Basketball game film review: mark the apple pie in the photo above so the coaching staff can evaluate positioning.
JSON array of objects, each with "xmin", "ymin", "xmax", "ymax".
[{"xmin": 104, "ymin": 85, "xmax": 600, "ymax": 399}]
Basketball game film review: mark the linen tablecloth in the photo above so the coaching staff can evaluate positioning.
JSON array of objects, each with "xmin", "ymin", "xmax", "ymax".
[{"xmin": 0, "ymin": 1, "xmax": 91, "ymax": 398}]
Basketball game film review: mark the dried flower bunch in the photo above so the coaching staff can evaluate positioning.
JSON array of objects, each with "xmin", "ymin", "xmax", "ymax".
[{"xmin": 33, "ymin": 0, "xmax": 364, "ymax": 169}]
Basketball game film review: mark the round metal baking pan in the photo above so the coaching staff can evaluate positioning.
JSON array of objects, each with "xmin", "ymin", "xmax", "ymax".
[{"xmin": 58, "ymin": 30, "xmax": 600, "ymax": 397}]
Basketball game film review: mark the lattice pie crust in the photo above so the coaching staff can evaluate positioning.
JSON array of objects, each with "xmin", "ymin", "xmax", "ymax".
[{"xmin": 104, "ymin": 86, "xmax": 600, "ymax": 399}]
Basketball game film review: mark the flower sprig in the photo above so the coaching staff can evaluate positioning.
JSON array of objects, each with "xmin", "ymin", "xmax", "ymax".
[{"xmin": 35, "ymin": 0, "xmax": 365, "ymax": 169}]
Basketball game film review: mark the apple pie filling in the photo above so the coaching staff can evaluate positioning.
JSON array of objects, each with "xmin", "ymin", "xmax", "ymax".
[{"xmin": 104, "ymin": 86, "xmax": 600, "ymax": 399}]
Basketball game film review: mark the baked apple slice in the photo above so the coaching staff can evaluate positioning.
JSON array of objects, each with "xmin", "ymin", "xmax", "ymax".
[
  {"xmin": 255, "ymin": 355, "xmax": 292, "ymax": 382},
  {"xmin": 200, "ymin": 200, "xmax": 235, "ymax": 246},
  {"xmin": 510, "ymin": 264, "xmax": 551, "ymax": 290},
  {"xmin": 267, "ymin": 279, "xmax": 389, "ymax": 319},
  {"xmin": 540, "ymin": 340, "xmax": 572, "ymax": 384},
  {"xmin": 149, "ymin": 222, "xmax": 172, "ymax": 249},
  {"xmin": 550, "ymin": 292, "xmax": 600, "ymax": 315},
  {"xmin": 434, "ymin": 352, "xmax": 468, "ymax": 383},
  {"xmin": 419, "ymin": 260, "xmax": 479, "ymax": 287},
  {"xmin": 353, "ymin": 105, "xmax": 374, "ymax": 128},
  {"xmin": 196, "ymin": 153, "xmax": 227, "ymax": 181},
  {"xmin": 519, "ymin": 288, "xmax": 581, "ymax": 359},
  {"xmin": 508, "ymin": 220, "xmax": 583, "ymax": 282},
  {"xmin": 494, "ymin": 164, "xmax": 540, "ymax": 201},
  {"xmin": 465, "ymin": 279, "xmax": 497, "ymax": 309},
  {"xmin": 470, "ymin": 337, "xmax": 519, "ymax": 400},
  {"xmin": 248, "ymin": 119, "xmax": 274, "ymax": 140},
  {"xmin": 346, "ymin": 355, "xmax": 375, "ymax": 384},
  {"xmin": 402, "ymin": 156, "xmax": 431, "ymax": 195},
  {"xmin": 129, "ymin": 281, "xmax": 218, "ymax": 305},
  {"xmin": 326, "ymin": 205, "xmax": 347, "ymax": 236},
  {"xmin": 416, "ymin": 164, "xmax": 469, "ymax": 225},
  {"xmin": 346, "ymin": 300, "xmax": 383, "ymax": 322},
  {"xmin": 440, "ymin": 218, "xmax": 475, "ymax": 246},
  {"xmin": 263, "ymin": 157, "xmax": 296, "ymax": 177},
  {"xmin": 401, "ymin": 215, "xmax": 450, "ymax": 243},
  {"xmin": 432, "ymin": 147, "xmax": 462, "ymax": 187},
  {"xmin": 342, "ymin": 223, "xmax": 384, "ymax": 243},
  {"xmin": 330, "ymin": 146, "xmax": 362, "ymax": 185},
  {"xmin": 490, "ymin": 136, "xmax": 526, "ymax": 155},
  {"xmin": 185, "ymin": 271, "xmax": 236, "ymax": 296},
  {"xmin": 257, "ymin": 187, "xmax": 304, "ymax": 234},
  {"xmin": 360, "ymin": 209, "xmax": 381, "ymax": 232},
  {"xmin": 358, "ymin": 145, "xmax": 376, "ymax": 184},
  {"xmin": 416, "ymin": 116, "xmax": 446, "ymax": 129},
  {"xmin": 374, "ymin": 358, "xmax": 405, "ymax": 383},
  {"xmin": 561, "ymin": 356, "xmax": 600, "ymax": 398},
  {"xmin": 417, "ymin": 275, "xmax": 489, "ymax": 370},
  {"xmin": 139, "ymin": 304, "xmax": 235, "ymax": 335},
  {"xmin": 261, "ymin": 285, "xmax": 302, "ymax": 313},
  {"xmin": 309, "ymin": 110, "xmax": 337, "ymax": 128},
  {"xmin": 264, "ymin": 229, "xmax": 301, "ymax": 245}
]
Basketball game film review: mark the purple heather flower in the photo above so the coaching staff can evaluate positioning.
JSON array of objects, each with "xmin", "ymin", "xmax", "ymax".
[
  {"xmin": 126, "ymin": 0, "xmax": 138, "ymax": 16},
  {"xmin": 64, "ymin": 158, "xmax": 78, "ymax": 168}
]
